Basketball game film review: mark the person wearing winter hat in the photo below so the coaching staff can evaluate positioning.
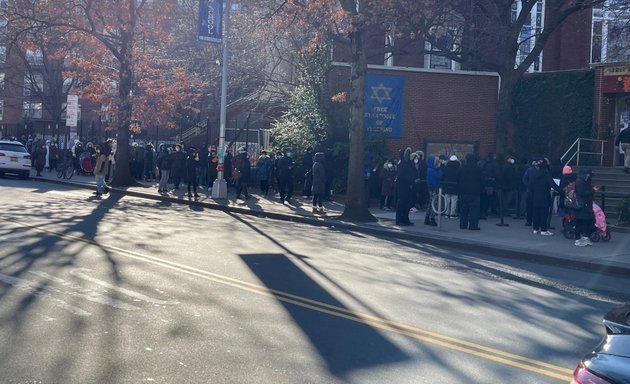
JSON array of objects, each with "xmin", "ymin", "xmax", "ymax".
[{"xmin": 442, "ymin": 155, "xmax": 460, "ymax": 218}]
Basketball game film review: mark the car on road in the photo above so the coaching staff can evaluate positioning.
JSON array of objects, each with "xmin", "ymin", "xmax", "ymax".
[
  {"xmin": 571, "ymin": 303, "xmax": 630, "ymax": 384},
  {"xmin": 0, "ymin": 139, "xmax": 31, "ymax": 179}
]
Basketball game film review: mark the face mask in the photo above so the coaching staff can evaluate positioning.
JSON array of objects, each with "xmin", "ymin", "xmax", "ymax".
[
  {"xmin": 286, "ymin": 152, "xmax": 292, "ymax": 157},
  {"xmin": 387, "ymin": 164, "xmax": 393, "ymax": 169},
  {"xmin": 413, "ymin": 159, "xmax": 419, "ymax": 164},
  {"xmin": 176, "ymin": 147, "xmax": 180, "ymax": 152},
  {"xmin": 260, "ymin": 154, "xmax": 267, "ymax": 159},
  {"xmin": 508, "ymin": 159, "xmax": 515, "ymax": 164}
]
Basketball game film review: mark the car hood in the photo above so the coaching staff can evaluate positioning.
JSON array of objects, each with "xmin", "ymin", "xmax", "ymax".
[{"xmin": 583, "ymin": 348, "xmax": 630, "ymax": 384}]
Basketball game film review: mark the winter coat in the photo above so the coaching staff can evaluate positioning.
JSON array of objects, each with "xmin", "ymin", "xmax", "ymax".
[
  {"xmin": 233, "ymin": 153, "xmax": 251, "ymax": 182},
  {"xmin": 522, "ymin": 165, "xmax": 536, "ymax": 192},
  {"xmin": 311, "ymin": 152, "xmax": 326, "ymax": 195},
  {"xmin": 426, "ymin": 156, "xmax": 443, "ymax": 189},
  {"xmin": 615, "ymin": 128, "xmax": 630, "ymax": 145},
  {"xmin": 94, "ymin": 153, "xmax": 109, "ymax": 176},
  {"xmin": 380, "ymin": 166, "xmax": 397, "ymax": 196},
  {"xmin": 277, "ymin": 155, "xmax": 294, "ymax": 180},
  {"xmin": 500, "ymin": 163, "xmax": 518, "ymax": 191},
  {"xmin": 574, "ymin": 171, "xmax": 595, "ymax": 220},
  {"xmin": 144, "ymin": 148, "xmax": 155, "ymax": 169},
  {"xmin": 256, "ymin": 156, "xmax": 272, "ymax": 181},
  {"xmin": 530, "ymin": 167, "xmax": 562, "ymax": 208},
  {"xmin": 170, "ymin": 150, "xmax": 187, "ymax": 177},
  {"xmin": 457, "ymin": 154, "xmax": 483, "ymax": 195},
  {"xmin": 156, "ymin": 150, "xmax": 173, "ymax": 171},
  {"xmin": 441, "ymin": 160, "xmax": 460, "ymax": 194},
  {"xmin": 185, "ymin": 156, "xmax": 199, "ymax": 183}
]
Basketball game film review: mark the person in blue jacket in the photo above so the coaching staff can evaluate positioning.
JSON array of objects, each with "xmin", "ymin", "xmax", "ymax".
[{"xmin": 424, "ymin": 155, "xmax": 443, "ymax": 226}]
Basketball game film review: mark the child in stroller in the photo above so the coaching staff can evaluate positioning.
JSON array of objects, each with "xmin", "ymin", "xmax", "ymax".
[
  {"xmin": 79, "ymin": 151, "xmax": 94, "ymax": 175},
  {"xmin": 562, "ymin": 202, "xmax": 611, "ymax": 242}
]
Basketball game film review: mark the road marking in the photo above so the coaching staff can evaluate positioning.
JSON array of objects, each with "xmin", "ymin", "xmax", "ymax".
[
  {"xmin": 0, "ymin": 217, "xmax": 574, "ymax": 381},
  {"xmin": 0, "ymin": 272, "xmax": 93, "ymax": 317}
]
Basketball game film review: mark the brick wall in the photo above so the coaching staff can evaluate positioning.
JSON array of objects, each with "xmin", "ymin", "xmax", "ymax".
[
  {"xmin": 331, "ymin": 65, "xmax": 499, "ymax": 158},
  {"xmin": 543, "ymin": 9, "xmax": 592, "ymax": 71}
]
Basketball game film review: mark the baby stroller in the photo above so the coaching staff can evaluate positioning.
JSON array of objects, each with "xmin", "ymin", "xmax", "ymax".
[
  {"xmin": 79, "ymin": 152, "xmax": 94, "ymax": 175},
  {"xmin": 562, "ymin": 203, "xmax": 611, "ymax": 242}
]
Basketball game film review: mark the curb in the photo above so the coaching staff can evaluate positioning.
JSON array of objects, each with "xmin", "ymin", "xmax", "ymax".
[{"xmin": 35, "ymin": 176, "xmax": 630, "ymax": 277}]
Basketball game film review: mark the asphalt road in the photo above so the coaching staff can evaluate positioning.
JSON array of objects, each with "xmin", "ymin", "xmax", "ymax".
[{"xmin": 1, "ymin": 178, "xmax": 629, "ymax": 384}]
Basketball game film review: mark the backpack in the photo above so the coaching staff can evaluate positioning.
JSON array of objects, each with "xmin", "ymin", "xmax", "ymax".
[{"xmin": 563, "ymin": 181, "xmax": 584, "ymax": 210}]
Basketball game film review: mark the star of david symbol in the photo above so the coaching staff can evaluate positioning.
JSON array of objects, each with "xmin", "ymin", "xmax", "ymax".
[{"xmin": 370, "ymin": 83, "xmax": 393, "ymax": 103}]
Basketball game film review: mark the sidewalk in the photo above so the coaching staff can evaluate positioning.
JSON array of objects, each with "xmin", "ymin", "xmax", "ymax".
[{"xmin": 32, "ymin": 170, "xmax": 630, "ymax": 276}]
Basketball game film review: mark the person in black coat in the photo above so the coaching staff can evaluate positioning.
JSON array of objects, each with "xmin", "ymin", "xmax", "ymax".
[
  {"xmin": 233, "ymin": 147, "xmax": 251, "ymax": 200},
  {"xmin": 457, "ymin": 154, "xmax": 483, "ymax": 230},
  {"xmin": 574, "ymin": 168, "xmax": 596, "ymax": 246},
  {"xmin": 529, "ymin": 159, "xmax": 563, "ymax": 235},
  {"xmin": 479, "ymin": 152, "xmax": 501, "ymax": 218},
  {"xmin": 170, "ymin": 144, "xmax": 187, "ymax": 190},
  {"xmin": 395, "ymin": 147, "xmax": 416, "ymax": 226},
  {"xmin": 185, "ymin": 149, "xmax": 200, "ymax": 198},
  {"xmin": 311, "ymin": 152, "xmax": 326, "ymax": 214},
  {"xmin": 302, "ymin": 147, "xmax": 314, "ymax": 197},
  {"xmin": 442, "ymin": 155, "xmax": 460, "ymax": 218},
  {"xmin": 499, "ymin": 155, "xmax": 518, "ymax": 217},
  {"xmin": 277, "ymin": 149, "xmax": 295, "ymax": 203}
]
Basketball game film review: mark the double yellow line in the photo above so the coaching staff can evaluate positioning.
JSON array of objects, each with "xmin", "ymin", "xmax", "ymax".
[{"xmin": 1, "ymin": 218, "xmax": 574, "ymax": 381}]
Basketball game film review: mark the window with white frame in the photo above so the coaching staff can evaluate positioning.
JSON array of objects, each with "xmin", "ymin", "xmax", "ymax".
[
  {"xmin": 0, "ymin": 100, "xmax": 4, "ymax": 121},
  {"xmin": 425, "ymin": 25, "xmax": 458, "ymax": 70},
  {"xmin": 513, "ymin": 0, "xmax": 544, "ymax": 73},
  {"xmin": 591, "ymin": 0, "xmax": 630, "ymax": 64},
  {"xmin": 25, "ymin": 49, "xmax": 44, "ymax": 66},
  {"xmin": 0, "ymin": 46, "xmax": 5, "ymax": 64},
  {"xmin": 23, "ymin": 102, "xmax": 43, "ymax": 119},
  {"xmin": 24, "ymin": 74, "xmax": 44, "ymax": 96}
]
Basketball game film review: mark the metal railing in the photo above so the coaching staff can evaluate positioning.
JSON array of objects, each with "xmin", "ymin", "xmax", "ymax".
[{"xmin": 560, "ymin": 138, "xmax": 607, "ymax": 166}]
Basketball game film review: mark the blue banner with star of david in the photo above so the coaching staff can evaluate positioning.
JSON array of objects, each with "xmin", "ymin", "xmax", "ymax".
[{"xmin": 364, "ymin": 74, "xmax": 405, "ymax": 138}]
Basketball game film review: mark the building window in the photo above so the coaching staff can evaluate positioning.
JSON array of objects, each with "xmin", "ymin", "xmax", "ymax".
[
  {"xmin": 426, "ymin": 25, "xmax": 457, "ymax": 70},
  {"xmin": 0, "ymin": 46, "xmax": 5, "ymax": 64},
  {"xmin": 591, "ymin": 21, "xmax": 603, "ymax": 63},
  {"xmin": 24, "ymin": 74, "xmax": 44, "ymax": 96},
  {"xmin": 0, "ymin": 100, "xmax": 4, "ymax": 121},
  {"xmin": 0, "ymin": 72, "xmax": 4, "ymax": 93},
  {"xmin": 25, "ymin": 49, "xmax": 44, "ymax": 66},
  {"xmin": 23, "ymin": 102, "xmax": 43, "ymax": 119}
]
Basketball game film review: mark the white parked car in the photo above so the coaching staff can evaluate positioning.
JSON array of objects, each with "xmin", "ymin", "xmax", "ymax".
[{"xmin": 0, "ymin": 139, "xmax": 32, "ymax": 179}]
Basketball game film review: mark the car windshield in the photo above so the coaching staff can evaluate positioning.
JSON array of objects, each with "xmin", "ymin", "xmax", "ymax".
[{"xmin": 0, "ymin": 143, "xmax": 28, "ymax": 153}]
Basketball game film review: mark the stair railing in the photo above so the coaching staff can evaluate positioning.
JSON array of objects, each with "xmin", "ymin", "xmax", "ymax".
[{"xmin": 560, "ymin": 138, "xmax": 607, "ymax": 166}]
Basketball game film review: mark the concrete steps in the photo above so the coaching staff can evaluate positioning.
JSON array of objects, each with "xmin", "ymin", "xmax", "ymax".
[{"xmin": 590, "ymin": 167, "xmax": 630, "ymax": 223}]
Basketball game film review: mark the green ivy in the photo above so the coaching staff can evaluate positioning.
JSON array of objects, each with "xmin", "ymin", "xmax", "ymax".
[{"xmin": 511, "ymin": 70, "xmax": 595, "ymax": 160}]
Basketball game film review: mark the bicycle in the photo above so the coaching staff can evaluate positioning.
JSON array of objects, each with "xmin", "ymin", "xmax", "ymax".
[
  {"xmin": 56, "ymin": 155, "xmax": 74, "ymax": 180},
  {"xmin": 430, "ymin": 187, "xmax": 448, "ymax": 216}
]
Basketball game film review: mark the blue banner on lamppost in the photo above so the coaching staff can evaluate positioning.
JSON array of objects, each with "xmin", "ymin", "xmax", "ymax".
[{"xmin": 198, "ymin": 0, "xmax": 223, "ymax": 44}]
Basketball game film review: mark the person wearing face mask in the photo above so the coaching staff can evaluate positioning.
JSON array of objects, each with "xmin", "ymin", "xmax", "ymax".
[
  {"xmin": 170, "ymin": 144, "xmax": 187, "ymax": 191},
  {"xmin": 277, "ymin": 148, "xmax": 295, "ymax": 203},
  {"xmin": 256, "ymin": 150, "xmax": 272, "ymax": 195},
  {"xmin": 233, "ymin": 146, "xmax": 251, "ymax": 200},
  {"xmin": 185, "ymin": 149, "xmax": 200, "ymax": 198},
  {"xmin": 530, "ymin": 158, "xmax": 563, "ymax": 236},
  {"xmin": 379, "ymin": 159, "xmax": 396, "ymax": 210}
]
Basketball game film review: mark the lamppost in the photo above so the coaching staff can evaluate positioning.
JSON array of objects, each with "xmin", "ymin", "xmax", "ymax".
[{"xmin": 211, "ymin": 0, "xmax": 230, "ymax": 199}]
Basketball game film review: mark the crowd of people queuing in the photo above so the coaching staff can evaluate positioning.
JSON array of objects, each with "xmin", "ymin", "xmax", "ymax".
[
  {"xmin": 14, "ymin": 134, "xmax": 603, "ymax": 246},
  {"xmin": 376, "ymin": 147, "xmax": 599, "ymax": 247}
]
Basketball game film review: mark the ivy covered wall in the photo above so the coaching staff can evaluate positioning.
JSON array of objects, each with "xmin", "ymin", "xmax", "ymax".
[{"xmin": 511, "ymin": 69, "xmax": 595, "ymax": 160}]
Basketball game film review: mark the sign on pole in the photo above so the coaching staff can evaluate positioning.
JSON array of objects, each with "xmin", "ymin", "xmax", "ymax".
[
  {"xmin": 66, "ymin": 95, "xmax": 79, "ymax": 127},
  {"xmin": 198, "ymin": 0, "xmax": 223, "ymax": 44}
]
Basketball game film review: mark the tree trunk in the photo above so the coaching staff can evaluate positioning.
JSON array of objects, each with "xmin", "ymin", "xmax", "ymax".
[
  {"xmin": 495, "ymin": 73, "xmax": 516, "ymax": 154},
  {"xmin": 339, "ymin": 26, "xmax": 377, "ymax": 223},
  {"xmin": 110, "ymin": 31, "xmax": 140, "ymax": 188}
]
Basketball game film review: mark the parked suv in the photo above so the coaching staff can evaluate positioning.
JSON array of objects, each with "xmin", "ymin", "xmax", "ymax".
[{"xmin": 0, "ymin": 139, "xmax": 31, "ymax": 179}]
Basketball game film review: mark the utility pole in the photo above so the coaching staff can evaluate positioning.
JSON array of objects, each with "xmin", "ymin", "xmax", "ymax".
[{"xmin": 211, "ymin": 0, "xmax": 229, "ymax": 199}]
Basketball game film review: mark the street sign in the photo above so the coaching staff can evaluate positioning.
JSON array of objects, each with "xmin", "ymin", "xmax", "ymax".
[{"xmin": 66, "ymin": 95, "xmax": 79, "ymax": 127}]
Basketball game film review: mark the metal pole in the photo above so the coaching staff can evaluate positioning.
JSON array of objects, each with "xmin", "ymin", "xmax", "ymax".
[
  {"xmin": 212, "ymin": 0, "xmax": 230, "ymax": 199},
  {"xmin": 437, "ymin": 187, "xmax": 442, "ymax": 230}
]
